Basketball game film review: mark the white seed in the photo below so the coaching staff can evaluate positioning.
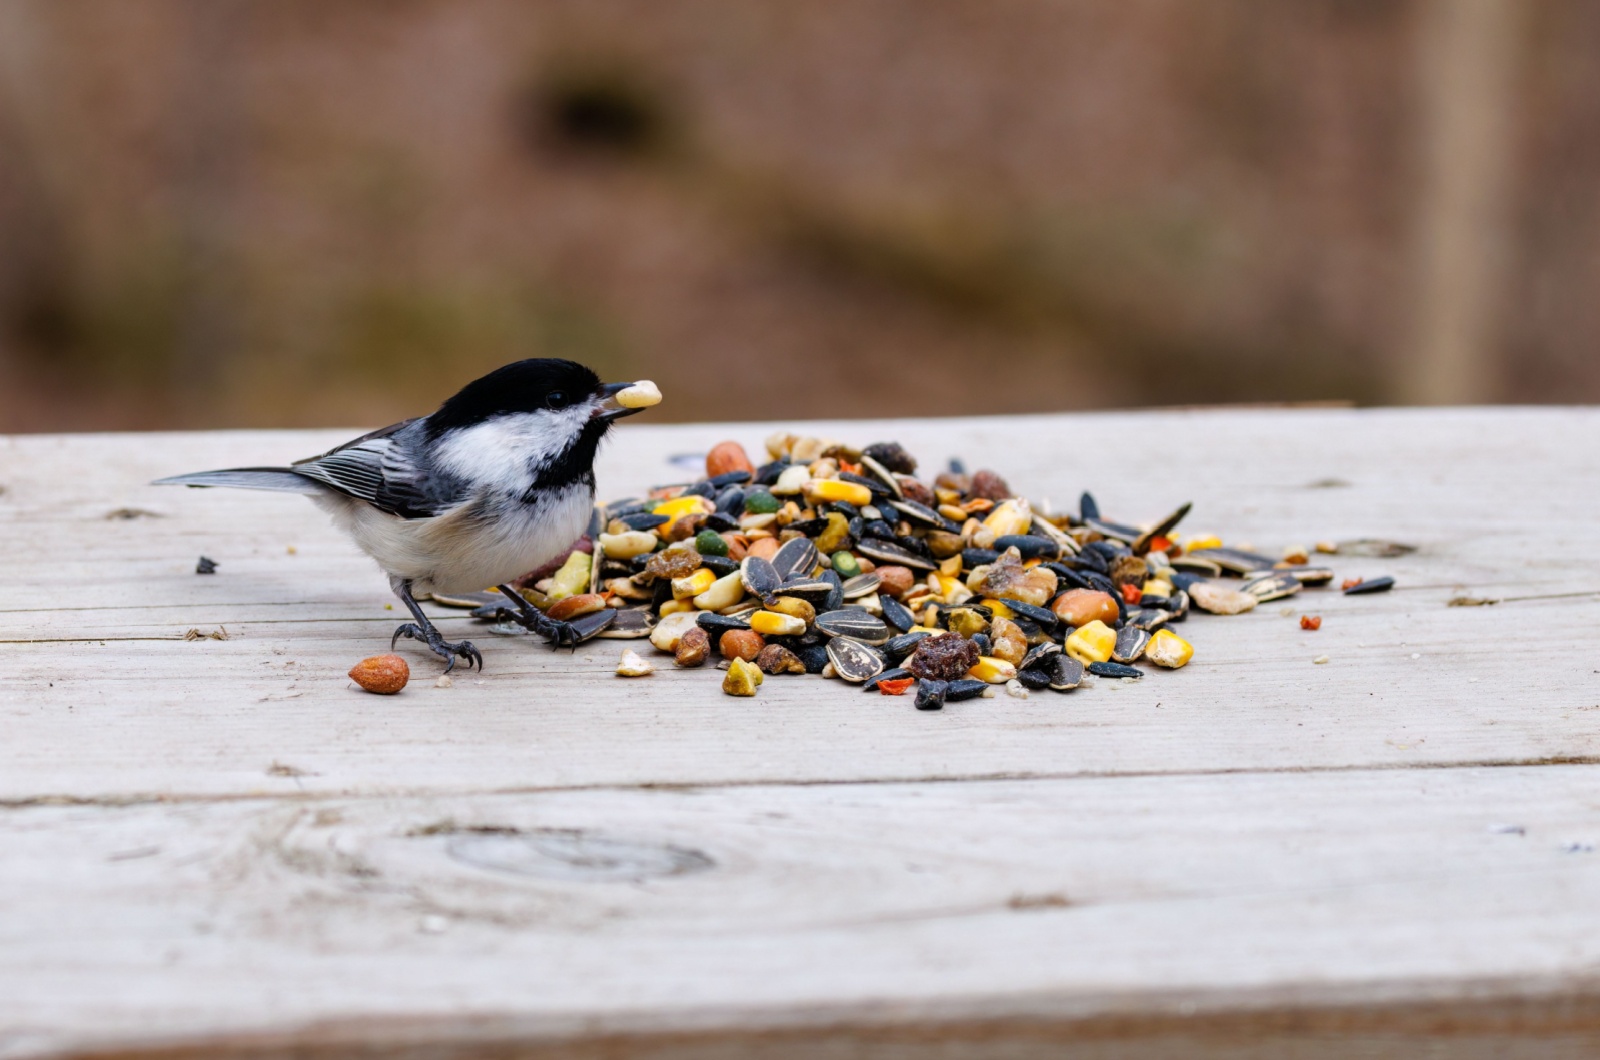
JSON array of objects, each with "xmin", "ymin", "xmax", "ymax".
[
  {"xmin": 693, "ymin": 571, "xmax": 745, "ymax": 611},
  {"xmin": 648, "ymin": 610, "xmax": 702, "ymax": 653},
  {"xmin": 771, "ymin": 465, "xmax": 811, "ymax": 495},
  {"xmin": 1004, "ymin": 679, "xmax": 1029, "ymax": 700},
  {"xmin": 1313, "ymin": 654, "xmax": 1330, "ymax": 665},
  {"xmin": 599, "ymin": 531, "xmax": 658, "ymax": 559},
  {"xmin": 615, "ymin": 380, "xmax": 662, "ymax": 408},
  {"xmin": 616, "ymin": 649, "xmax": 654, "ymax": 677}
]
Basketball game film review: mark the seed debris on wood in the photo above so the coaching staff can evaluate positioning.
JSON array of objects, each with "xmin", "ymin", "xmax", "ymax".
[{"xmin": 476, "ymin": 433, "xmax": 1389, "ymax": 705}]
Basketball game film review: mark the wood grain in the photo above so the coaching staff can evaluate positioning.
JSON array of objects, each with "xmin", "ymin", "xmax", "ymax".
[
  {"xmin": 6, "ymin": 767, "xmax": 1600, "ymax": 1057},
  {"xmin": 2, "ymin": 408, "xmax": 1599, "ymax": 1057}
]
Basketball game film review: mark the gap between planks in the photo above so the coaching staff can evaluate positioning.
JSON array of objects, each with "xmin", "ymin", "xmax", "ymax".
[{"xmin": 6, "ymin": 753, "xmax": 1600, "ymax": 812}]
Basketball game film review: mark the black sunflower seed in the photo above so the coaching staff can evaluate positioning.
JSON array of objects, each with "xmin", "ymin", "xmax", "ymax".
[
  {"xmin": 884, "ymin": 631, "xmax": 932, "ymax": 662},
  {"xmin": 992, "ymin": 534, "xmax": 1059, "ymax": 561},
  {"xmin": 1046, "ymin": 655, "xmax": 1084, "ymax": 691},
  {"xmin": 880, "ymin": 595, "xmax": 916, "ymax": 632},
  {"xmin": 914, "ymin": 679, "xmax": 948, "ymax": 711},
  {"xmin": 944, "ymin": 678, "xmax": 989, "ymax": 701},
  {"xmin": 862, "ymin": 667, "xmax": 912, "ymax": 692},
  {"xmin": 1017, "ymin": 668, "xmax": 1052, "ymax": 690},
  {"xmin": 696, "ymin": 612, "xmax": 752, "ymax": 634}
]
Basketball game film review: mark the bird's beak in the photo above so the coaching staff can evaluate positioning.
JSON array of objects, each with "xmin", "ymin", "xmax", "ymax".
[{"xmin": 596, "ymin": 380, "xmax": 662, "ymax": 421}]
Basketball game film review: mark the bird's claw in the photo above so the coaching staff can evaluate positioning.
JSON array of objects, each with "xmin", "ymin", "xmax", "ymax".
[
  {"xmin": 391, "ymin": 622, "xmax": 483, "ymax": 673},
  {"xmin": 542, "ymin": 618, "xmax": 581, "ymax": 652},
  {"xmin": 499, "ymin": 606, "xmax": 580, "ymax": 651}
]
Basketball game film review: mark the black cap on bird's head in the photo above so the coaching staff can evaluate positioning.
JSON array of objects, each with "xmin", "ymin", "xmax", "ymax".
[
  {"xmin": 426, "ymin": 359, "xmax": 603, "ymax": 435},
  {"xmin": 424, "ymin": 359, "xmax": 659, "ymax": 486}
]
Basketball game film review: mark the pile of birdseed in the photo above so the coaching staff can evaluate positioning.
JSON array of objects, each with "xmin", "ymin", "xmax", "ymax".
[{"xmin": 449, "ymin": 433, "xmax": 1392, "ymax": 709}]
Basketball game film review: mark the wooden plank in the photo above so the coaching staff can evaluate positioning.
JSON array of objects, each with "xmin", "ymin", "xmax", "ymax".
[
  {"xmin": 1, "ymin": 409, "xmax": 1598, "ymax": 801},
  {"xmin": 4, "ymin": 765, "xmax": 1600, "ymax": 1057}
]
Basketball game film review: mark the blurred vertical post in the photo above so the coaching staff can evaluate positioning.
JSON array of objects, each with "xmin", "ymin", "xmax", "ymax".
[
  {"xmin": 1402, "ymin": 0, "xmax": 1520, "ymax": 405},
  {"xmin": 172, "ymin": 0, "xmax": 248, "ymax": 400}
]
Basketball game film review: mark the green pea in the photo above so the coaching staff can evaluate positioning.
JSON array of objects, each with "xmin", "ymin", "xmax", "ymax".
[
  {"xmin": 831, "ymin": 551, "xmax": 862, "ymax": 579},
  {"xmin": 694, "ymin": 529, "xmax": 730, "ymax": 557},
  {"xmin": 744, "ymin": 489, "xmax": 781, "ymax": 514}
]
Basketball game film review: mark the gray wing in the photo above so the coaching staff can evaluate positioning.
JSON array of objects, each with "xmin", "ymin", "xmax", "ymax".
[
  {"xmin": 155, "ymin": 419, "xmax": 466, "ymax": 519},
  {"xmin": 289, "ymin": 419, "xmax": 462, "ymax": 519}
]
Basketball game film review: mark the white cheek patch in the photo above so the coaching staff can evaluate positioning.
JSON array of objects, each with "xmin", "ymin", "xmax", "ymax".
[{"xmin": 432, "ymin": 408, "xmax": 590, "ymax": 490}]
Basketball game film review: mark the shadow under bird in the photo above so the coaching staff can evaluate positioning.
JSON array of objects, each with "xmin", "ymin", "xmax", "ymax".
[{"xmin": 155, "ymin": 359, "xmax": 661, "ymax": 671}]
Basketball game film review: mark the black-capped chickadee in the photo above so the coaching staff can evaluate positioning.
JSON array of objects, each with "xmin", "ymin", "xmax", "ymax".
[{"xmin": 155, "ymin": 359, "xmax": 660, "ymax": 671}]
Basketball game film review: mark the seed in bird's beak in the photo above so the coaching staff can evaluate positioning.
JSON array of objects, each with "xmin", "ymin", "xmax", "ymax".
[{"xmin": 615, "ymin": 380, "xmax": 662, "ymax": 409}]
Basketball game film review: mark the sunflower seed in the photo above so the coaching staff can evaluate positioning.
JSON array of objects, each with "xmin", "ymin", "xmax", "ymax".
[
  {"xmin": 1112, "ymin": 626, "xmax": 1151, "ymax": 663},
  {"xmin": 814, "ymin": 609, "xmax": 892, "ymax": 645},
  {"xmin": 740, "ymin": 556, "xmax": 782, "ymax": 601},
  {"xmin": 826, "ymin": 637, "xmax": 885, "ymax": 683},
  {"xmin": 771, "ymin": 536, "xmax": 820, "ymax": 581},
  {"xmin": 856, "ymin": 538, "xmax": 937, "ymax": 572},
  {"xmin": 841, "ymin": 572, "xmax": 882, "ymax": 599}
]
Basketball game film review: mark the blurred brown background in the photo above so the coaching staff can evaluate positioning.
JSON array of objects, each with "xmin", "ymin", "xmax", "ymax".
[{"xmin": 0, "ymin": 0, "xmax": 1595, "ymax": 432}]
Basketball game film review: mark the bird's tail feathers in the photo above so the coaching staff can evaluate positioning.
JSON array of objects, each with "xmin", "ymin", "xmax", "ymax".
[{"xmin": 152, "ymin": 468, "xmax": 325, "ymax": 493}]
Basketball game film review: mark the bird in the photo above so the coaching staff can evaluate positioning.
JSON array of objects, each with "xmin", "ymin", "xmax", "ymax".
[{"xmin": 154, "ymin": 359, "xmax": 661, "ymax": 672}]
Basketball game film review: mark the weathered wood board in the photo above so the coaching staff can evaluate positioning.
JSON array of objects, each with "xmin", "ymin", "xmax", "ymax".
[{"xmin": 1, "ymin": 408, "xmax": 1598, "ymax": 1057}]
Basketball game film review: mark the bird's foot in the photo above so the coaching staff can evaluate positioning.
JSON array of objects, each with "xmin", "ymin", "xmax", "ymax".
[
  {"xmin": 508, "ymin": 608, "xmax": 582, "ymax": 651},
  {"xmin": 493, "ymin": 586, "xmax": 614, "ymax": 651},
  {"xmin": 391, "ymin": 623, "xmax": 484, "ymax": 673}
]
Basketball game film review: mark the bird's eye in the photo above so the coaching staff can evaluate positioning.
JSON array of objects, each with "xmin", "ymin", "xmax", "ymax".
[{"xmin": 546, "ymin": 391, "xmax": 569, "ymax": 410}]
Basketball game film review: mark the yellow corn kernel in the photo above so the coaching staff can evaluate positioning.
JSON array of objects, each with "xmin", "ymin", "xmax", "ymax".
[
  {"xmin": 671, "ymin": 568, "xmax": 716, "ymax": 600},
  {"xmin": 544, "ymin": 550, "xmax": 592, "ymax": 602},
  {"xmin": 1146, "ymin": 629, "xmax": 1194, "ymax": 669},
  {"xmin": 806, "ymin": 478, "xmax": 873, "ymax": 507},
  {"xmin": 722, "ymin": 657, "xmax": 764, "ymax": 696},
  {"xmin": 982, "ymin": 498, "xmax": 1032, "ymax": 538},
  {"xmin": 749, "ymin": 610, "xmax": 806, "ymax": 637},
  {"xmin": 982, "ymin": 598, "xmax": 1016, "ymax": 620},
  {"xmin": 909, "ymin": 624, "xmax": 941, "ymax": 634},
  {"xmin": 934, "ymin": 487, "xmax": 963, "ymax": 506},
  {"xmin": 1065, "ymin": 620, "xmax": 1116, "ymax": 665},
  {"xmin": 1181, "ymin": 534, "xmax": 1222, "ymax": 552},
  {"xmin": 968, "ymin": 656, "xmax": 1018, "ymax": 684},
  {"xmin": 767, "ymin": 595, "xmax": 816, "ymax": 625},
  {"xmin": 658, "ymin": 598, "xmax": 696, "ymax": 617},
  {"xmin": 938, "ymin": 554, "xmax": 962, "ymax": 578},
  {"xmin": 814, "ymin": 511, "xmax": 850, "ymax": 555},
  {"xmin": 1141, "ymin": 578, "xmax": 1175, "ymax": 599},
  {"xmin": 653, "ymin": 495, "xmax": 713, "ymax": 520},
  {"xmin": 946, "ymin": 608, "xmax": 988, "ymax": 638},
  {"xmin": 692, "ymin": 571, "xmax": 745, "ymax": 611},
  {"xmin": 938, "ymin": 503, "xmax": 968, "ymax": 523}
]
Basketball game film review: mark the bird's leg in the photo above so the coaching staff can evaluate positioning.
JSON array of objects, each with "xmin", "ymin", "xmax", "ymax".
[
  {"xmin": 390, "ymin": 580, "xmax": 483, "ymax": 672},
  {"xmin": 495, "ymin": 584, "xmax": 581, "ymax": 651}
]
